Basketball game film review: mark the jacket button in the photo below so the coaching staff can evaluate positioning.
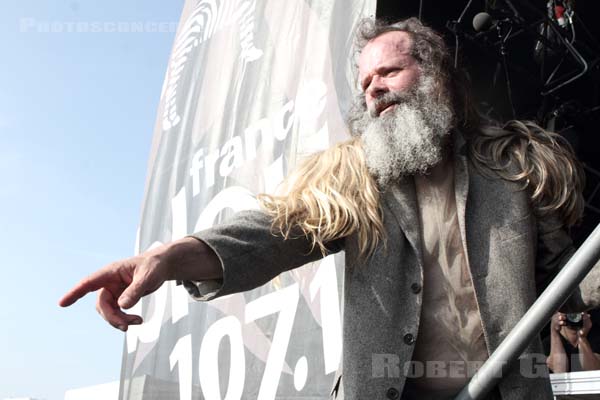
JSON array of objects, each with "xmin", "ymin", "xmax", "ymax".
[
  {"xmin": 410, "ymin": 283, "xmax": 421, "ymax": 293},
  {"xmin": 386, "ymin": 387, "xmax": 400, "ymax": 399},
  {"xmin": 403, "ymin": 333, "xmax": 415, "ymax": 345}
]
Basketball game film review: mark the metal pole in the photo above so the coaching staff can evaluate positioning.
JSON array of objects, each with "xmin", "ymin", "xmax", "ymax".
[{"xmin": 455, "ymin": 223, "xmax": 600, "ymax": 400}]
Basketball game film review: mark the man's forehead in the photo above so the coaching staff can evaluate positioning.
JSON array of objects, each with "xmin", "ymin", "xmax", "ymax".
[
  {"xmin": 358, "ymin": 31, "xmax": 414, "ymax": 72},
  {"xmin": 373, "ymin": 30, "xmax": 412, "ymax": 48}
]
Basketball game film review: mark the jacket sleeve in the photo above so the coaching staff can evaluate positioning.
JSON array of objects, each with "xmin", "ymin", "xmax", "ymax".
[
  {"xmin": 180, "ymin": 209, "xmax": 344, "ymax": 301},
  {"xmin": 536, "ymin": 214, "xmax": 600, "ymax": 312}
]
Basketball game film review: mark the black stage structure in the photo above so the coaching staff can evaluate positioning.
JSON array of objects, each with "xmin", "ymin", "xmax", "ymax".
[{"xmin": 378, "ymin": 0, "xmax": 600, "ymax": 247}]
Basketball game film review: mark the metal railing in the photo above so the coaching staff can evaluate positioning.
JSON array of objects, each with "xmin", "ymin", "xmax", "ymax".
[{"xmin": 455, "ymin": 223, "xmax": 600, "ymax": 400}]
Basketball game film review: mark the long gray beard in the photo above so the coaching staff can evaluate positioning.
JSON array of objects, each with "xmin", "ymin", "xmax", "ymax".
[{"xmin": 349, "ymin": 77, "xmax": 454, "ymax": 188}]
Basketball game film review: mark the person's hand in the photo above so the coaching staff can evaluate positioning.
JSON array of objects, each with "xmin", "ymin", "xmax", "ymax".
[
  {"xmin": 551, "ymin": 312, "xmax": 566, "ymax": 333},
  {"xmin": 579, "ymin": 312, "xmax": 592, "ymax": 338},
  {"xmin": 59, "ymin": 237, "xmax": 222, "ymax": 331},
  {"xmin": 59, "ymin": 247, "xmax": 172, "ymax": 331}
]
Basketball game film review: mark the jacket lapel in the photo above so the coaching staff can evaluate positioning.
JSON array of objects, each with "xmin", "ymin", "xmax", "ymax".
[
  {"xmin": 381, "ymin": 130, "xmax": 470, "ymax": 269},
  {"xmin": 453, "ymin": 130, "xmax": 471, "ymax": 261},
  {"xmin": 383, "ymin": 177, "xmax": 424, "ymax": 267}
]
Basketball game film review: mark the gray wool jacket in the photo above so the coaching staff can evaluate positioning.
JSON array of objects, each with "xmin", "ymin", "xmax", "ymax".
[{"xmin": 184, "ymin": 132, "xmax": 600, "ymax": 400}]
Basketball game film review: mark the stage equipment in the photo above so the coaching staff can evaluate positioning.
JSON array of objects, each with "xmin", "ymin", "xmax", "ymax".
[
  {"xmin": 446, "ymin": 0, "xmax": 474, "ymax": 68},
  {"xmin": 534, "ymin": 0, "xmax": 588, "ymax": 95},
  {"xmin": 472, "ymin": 10, "xmax": 517, "ymax": 118},
  {"xmin": 472, "ymin": 11, "xmax": 514, "ymax": 33}
]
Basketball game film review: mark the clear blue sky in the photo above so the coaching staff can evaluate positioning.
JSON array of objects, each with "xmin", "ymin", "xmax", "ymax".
[{"xmin": 0, "ymin": 1, "xmax": 184, "ymax": 399}]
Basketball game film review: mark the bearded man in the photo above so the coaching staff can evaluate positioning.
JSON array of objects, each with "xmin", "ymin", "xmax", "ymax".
[{"xmin": 60, "ymin": 18, "xmax": 598, "ymax": 400}]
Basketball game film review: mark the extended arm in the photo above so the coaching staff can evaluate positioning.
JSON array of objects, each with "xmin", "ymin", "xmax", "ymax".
[
  {"xmin": 58, "ymin": 236, "xmax": 222, "ymax": 331},
  {"xmin": 59, "ymin": 209, "xmax": 342, "ymax": 330},
  {"xmin": 182, "ymin": 210, "xmax": 344, "ymax": 300}
]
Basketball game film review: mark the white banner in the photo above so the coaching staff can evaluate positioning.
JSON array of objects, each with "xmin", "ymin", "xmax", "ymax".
[{"xmin": 120, "ymin": 1, "xmax": 375, "ymax": 398}]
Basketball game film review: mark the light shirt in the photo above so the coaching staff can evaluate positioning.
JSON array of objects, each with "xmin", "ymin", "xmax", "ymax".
[{"xmin": 407, "ymin": 155, "xmax": 489, "ymax": 398}]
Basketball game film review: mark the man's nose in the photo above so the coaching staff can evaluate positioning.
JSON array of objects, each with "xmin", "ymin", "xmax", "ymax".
[{"xmin": 366, "ymin": 75, "xmax": 387, "ymax": 100}]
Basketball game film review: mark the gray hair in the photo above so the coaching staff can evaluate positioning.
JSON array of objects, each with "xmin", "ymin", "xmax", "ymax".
[{"xmin": 353, "ymin": 17, "xmax": 480, "ymax": 131}]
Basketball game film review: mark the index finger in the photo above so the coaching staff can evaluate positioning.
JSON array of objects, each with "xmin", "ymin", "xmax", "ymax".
[{"xmin": 58, "ymin": 266, "xmax": 116, "ymax": 307}]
